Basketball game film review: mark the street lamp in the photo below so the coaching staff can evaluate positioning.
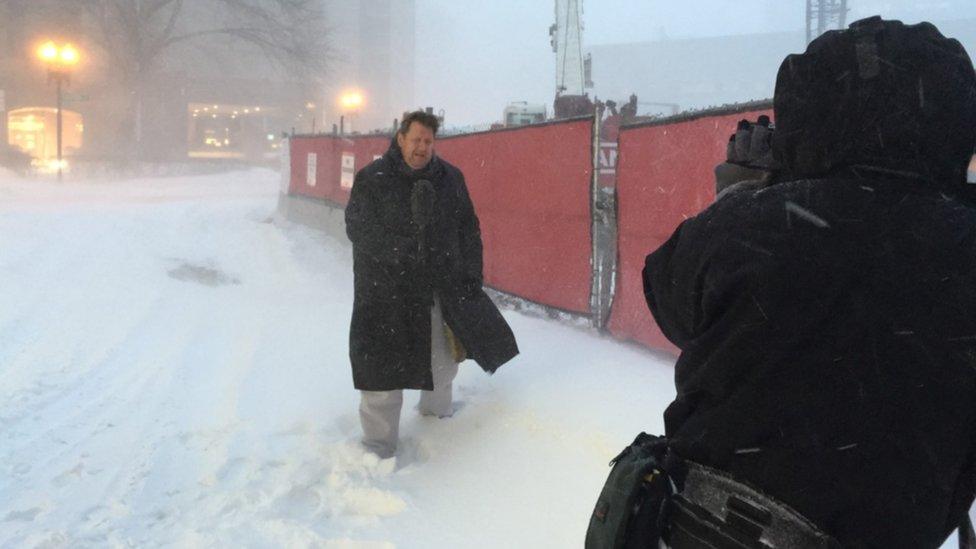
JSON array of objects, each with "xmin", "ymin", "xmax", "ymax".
[
  {"xmin": 36, "ymin": 40, "xmax": 79, "ymax": 181},
  {"xmin": 338, "ymin": 90, "xmax": 364, "ymax": 135}
]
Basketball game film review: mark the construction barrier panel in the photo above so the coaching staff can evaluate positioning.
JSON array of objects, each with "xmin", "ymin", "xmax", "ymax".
[
  {"xmin": 288, "ymin": 135, "xmax": 389, "ymax": 207},
  {"xmin": 607, "ymin": 103, "xmax": 773, "ymax": 354},
  {"xmin": 437, "ymin": 117, "xmax": 594, "ymax": 314},
  {"xmin": 288, "ymin": 136, "xmax": 339, "ymax": 204},
  {"xmin": 286, "ymin": 119, "xmax": 595, "ymax": 315}
]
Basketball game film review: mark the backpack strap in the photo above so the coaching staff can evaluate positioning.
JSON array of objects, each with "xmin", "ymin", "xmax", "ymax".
[
  {"xmin": 960, "ymin": 514, "xmax": 976, "ymax": 549},
  {"xmin": 668, "ymin": 461, "xmax": 840, "ymax": 549}
]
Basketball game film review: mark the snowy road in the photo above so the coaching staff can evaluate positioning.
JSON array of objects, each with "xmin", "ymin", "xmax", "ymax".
[
  {"xmin": 3, "ymin": 168, "xmax": 970, "ymax": 548},
  {"xmin": 0, "ymin": 169, "xmax": 676, "ymax": 548}
]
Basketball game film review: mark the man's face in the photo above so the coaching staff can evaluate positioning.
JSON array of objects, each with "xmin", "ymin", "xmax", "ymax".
[{"xmin": 397, "ymin": 122, "xmax": 435, "ymax": 170}]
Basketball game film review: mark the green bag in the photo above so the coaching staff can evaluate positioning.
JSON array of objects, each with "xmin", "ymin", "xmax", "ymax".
[{"xmin": 585, "ymin": 433, "xmax": 673, "ymax": 549}]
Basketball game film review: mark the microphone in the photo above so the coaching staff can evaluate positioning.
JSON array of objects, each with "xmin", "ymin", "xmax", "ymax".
[
  {"xmin": 411, "ymin": 179, "xmax": 435, "ymax": 228},
  {"xmin": 411, "ymin": 179, "xmax": 435, "ymax": 266}
]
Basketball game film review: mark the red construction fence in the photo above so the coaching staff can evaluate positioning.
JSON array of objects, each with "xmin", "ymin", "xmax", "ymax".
[
  {"xmin": 437, "ymin": 120, "xmax": 594, "ymax": 314},
  {"xmin": 285, "ymin": 103, "xmax": 773, "ymax": 356},
  {"xmin": 287, "ymin": 117, "xmax": 595, "ymax": 315},
  {"xmin": 606, "ymin": 105, "xmax": 773, "ymax": 353},
  {"xmin": 288, "ymin": 135, "xmax": 389, "ymax": 207}
]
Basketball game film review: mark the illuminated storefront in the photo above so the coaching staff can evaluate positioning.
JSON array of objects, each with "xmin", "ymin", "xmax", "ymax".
[
  {"xmin": 7, "ymin": 107, "xmax": 83, "ymax": 170},
  {"xmin": 187, "ymin": 102, "xmax": 281, "ymax": 160}
]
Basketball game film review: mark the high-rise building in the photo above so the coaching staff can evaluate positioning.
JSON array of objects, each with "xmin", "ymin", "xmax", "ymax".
[{"xmin": 322, "ymin": 0, "xmax": 416, "ymax": 134}]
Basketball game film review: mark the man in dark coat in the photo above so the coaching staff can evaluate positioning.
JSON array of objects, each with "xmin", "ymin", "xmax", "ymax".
[
  {"xmin": 345, "ymin": 110, "xmax": 518, "ymax": 458},
  {"xmin": 643, "ymin": 18, "xmax": 976, "ymax": 547}
]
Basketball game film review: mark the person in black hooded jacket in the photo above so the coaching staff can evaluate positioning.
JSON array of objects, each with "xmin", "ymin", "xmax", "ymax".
[
  {"xmin": 643, "ymin": 17, "xmax": 976, "ymax": 548},
  {"xmin": 345, "ymin": 110, "xmax": 518, "ymax": 459}
]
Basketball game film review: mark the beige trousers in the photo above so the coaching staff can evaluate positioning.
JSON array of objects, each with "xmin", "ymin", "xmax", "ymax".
[{"xmin": 359, "ymin": 298, "xmax": 459, "ymax": 458}]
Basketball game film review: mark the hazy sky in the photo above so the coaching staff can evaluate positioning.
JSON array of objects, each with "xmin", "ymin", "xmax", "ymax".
[{"xmin": 415, "ymin": 0, "xmax": 976, "ymax": 126}]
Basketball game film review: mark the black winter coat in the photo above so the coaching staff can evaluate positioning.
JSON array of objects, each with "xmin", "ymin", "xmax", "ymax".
[
  {"xmin": 644, "ymin": 178, "xmax": 976, "ymax": 547},
  {"xmin": 345, "ymin": 141, "xmax": 518, "ymax": 391},
  {"xmin": 644, "ymin": 19, "xmax": 976, "ymax": 547}
]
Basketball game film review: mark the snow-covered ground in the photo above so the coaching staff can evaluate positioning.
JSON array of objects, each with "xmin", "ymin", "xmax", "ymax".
[
  {"xmin": 0, "ymin": 169, "xmax": 676, "ymax": 548},
  {"xmin": 1, "ymin": 168, "xmax": 971, "ymax": 548}
]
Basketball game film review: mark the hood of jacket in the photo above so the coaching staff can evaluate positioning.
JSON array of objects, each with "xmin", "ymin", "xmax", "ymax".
[{"xmin": 772, "ymin": 16, "xmax": 976, "ymax": 188}]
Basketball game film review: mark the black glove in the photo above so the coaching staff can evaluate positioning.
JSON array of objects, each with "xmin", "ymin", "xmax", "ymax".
[
  {"xmin": 727, "ymin": 115, "xmax": 773, "ymax": 169},
  {"xmin": 716, "ymin": 116, "xmax": 775, "ymax": 198}
]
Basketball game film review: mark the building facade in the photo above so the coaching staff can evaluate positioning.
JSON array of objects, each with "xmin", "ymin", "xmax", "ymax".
[{"xmin": 0, "ymin": 1, "xmax": 337, "ymax": 167}]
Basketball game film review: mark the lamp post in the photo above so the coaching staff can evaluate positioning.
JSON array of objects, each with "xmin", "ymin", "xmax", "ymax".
[
  {"xmin": 37, "ymin": 40, "xmax": 79, "ymax": 181},
  {"xmin": 339, "ymin": 91, "xmax": 364, "ymax": 135}
]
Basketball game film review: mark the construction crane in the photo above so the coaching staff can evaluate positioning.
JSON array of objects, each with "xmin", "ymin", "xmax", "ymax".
[
  {"xmin": 550, "ymin": 0, "xmax": 593, "ymax": 118},
  {"xmin": 551, "ymin": 0, "xmax": 584, "ymax": 96},
  {"xmin": 807, "ymin": 0, "xmax": 850, "ymax": 44}
]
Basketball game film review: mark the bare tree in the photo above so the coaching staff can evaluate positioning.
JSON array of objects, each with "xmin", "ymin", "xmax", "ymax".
[
  {"xmin": 71, "ymin": 0, "xmax": 331, "ymax": 156},
  {"xmin": 79, "ymin": 0, "xmax": 329, "ymax": 79}
]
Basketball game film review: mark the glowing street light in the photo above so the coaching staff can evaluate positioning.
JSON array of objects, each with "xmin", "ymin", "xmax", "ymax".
[
  {"xmin": 59, "ymin": 44, "xmax": 79, "ymax": 65},
  {"xmin": 38, "ymin": 41, "xmax": 58, "ymax": 62},
  {"xmin": 36, "ymin": 40, "xmax": 80, "ymax": 181},
  {"xmin": 338, "ymin": 90, "xmax": 365, "ymax": 134},
  {"xmin": 339, "ymin": 91, "xmax": 364, "ymax": 110}
]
